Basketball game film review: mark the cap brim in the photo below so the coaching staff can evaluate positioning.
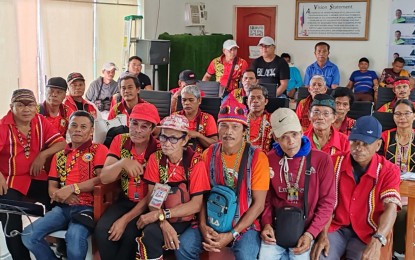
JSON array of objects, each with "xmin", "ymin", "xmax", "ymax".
[
  {"xmin": 68, "ymin": 77, "xmax": 85, "ymax": 84},
  {"xmin": 224, "ymin": 45, "xmax": 239, "ymax": 50},
  {"xmin": 348, "ymin": 133, "xmax": 378, "ymax": 144},
  {"xmin": 272, "ymin": 125, "xmax": 302, "ymax": 138},
  {"xmin": 156, "ymin": 125, "xmax": 188, "ymax": 133},
  {"xmin": 129, "ymin": 114, "xmax": 159, "ymax": 125},
  {"xmin": 46, "ymin": 85, "xmax": 67, "ymax": 90},
  {"xmin": 184, "ymin": 79, "xmax": 197, "ymax": 85}
]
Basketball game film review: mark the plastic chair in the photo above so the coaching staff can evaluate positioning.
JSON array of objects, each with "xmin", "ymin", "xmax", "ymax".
[
  {"xmin": 346, "ymin": 101, "xmax": 373, "ymax": 120},
  {"xmin": 196, "ymin": 81, "xmax": 220, "ymax": 97}
]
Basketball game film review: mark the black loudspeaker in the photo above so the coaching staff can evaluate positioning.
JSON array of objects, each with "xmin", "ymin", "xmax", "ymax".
[{"xmin": 136, "ymin": 39, "xmax": 170, "ymax": 65}]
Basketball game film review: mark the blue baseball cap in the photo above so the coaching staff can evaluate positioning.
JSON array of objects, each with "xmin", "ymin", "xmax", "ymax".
[{"xmin": 348, "ymin": 116, "xmax": 382, "ymax": 144}]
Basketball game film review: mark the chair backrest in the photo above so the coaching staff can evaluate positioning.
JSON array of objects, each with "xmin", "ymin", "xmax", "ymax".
[
  {"xmin": 139, "ymin": 90, "xmax": 172, "ymax": 119},
  {"xmin": 376, "ymin": 87, "xmax": 415, "ymax": 110},
  {"xmin": 297, "ymin": 87, "xmax": 333, "ymax": 102},
  {"xmin": 243, "ymin": 97, "xmax": 289, "ymax": 114},
  {"xmin": 372, "ymin": 111, "xmax": 415, "ymax": 131},
  {"xmin": 196, "ymin": 81, "xmax": 220, "ymax": 97},
  {"xmin": 346, "ymin": 101, "xmax": 373, "ymax": 120},
  {"xmin": 259, "ymin": 83, "xmax": 277, "ymax": 98},
  {"xmin": 176, "ymin": 96, "xmax": 221, "ymax": 122}
]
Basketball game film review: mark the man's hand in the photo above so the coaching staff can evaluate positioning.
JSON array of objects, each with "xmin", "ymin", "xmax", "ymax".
[
  {"xmin": 361, "ymin": 237, "xmax": 381, "ymax": 260},
  {"xmin": 311, "ymin": 234, "xmax": 330, "ymax": 260},
  {"xmin": 187, "ymin": 130, "xmax": 200, "ymax": 139},
  {"xmin": 202, "ymin": 232, "xmax": 233, "ymax": 252},
  {"xmin": 136, "ymin": 210, "xmax": 159, "ymax": 229},
  {"xmin": 122, "ymin": 158, "xmax": 144, "ymax": 178},
  {"xmin": 30, "ymin": 152, "xmax": 46, "ymax": 176},
  {"xmin": 260, "ymin": 224, "xmax": 276, "ymax": 245},
  {"xmin": 64, "ymin": 194, "xmax": 80, "ymax": 205},
  {"xmin": 160, "ymin": 221, "xmax": 180, "ymax": 250},
  {"xmin": 51, "ymin": 185, "xmax": 74, "ymax": 203},
  {"xmin": 0, "ymin": 173, "xmax": 8, "ymax": 195},
  {"xmin": 293, "ymin": 232, "xmax": 313, "ymax": 255},
  {"xmin": 108, "ymin": 216, "xmax": 129, "ymax": 241},
  {"xmin": 199, "ymin": 223, "xmax": 219, "ymax": 245}
]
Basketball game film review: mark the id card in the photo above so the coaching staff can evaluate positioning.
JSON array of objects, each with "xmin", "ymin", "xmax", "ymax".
[{"xmin": 149, "ymin": 183, "xmax": 171, "ymax": 209}]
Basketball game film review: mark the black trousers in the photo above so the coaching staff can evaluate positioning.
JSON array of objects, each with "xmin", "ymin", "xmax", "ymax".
[
  {"xmin": 393, "ymin": 205, "xmax": 407, "ymax": 254},
  {"xmin": 95, "ymin": 197, "xmax": 141, "ymax": 260},
  {"xmin": 0, "ymin": 180, "xmax": 49, "ymax": 260},
  {"xmin": 137, "ymin": 221, "xmax": 190, "ymax": 259}
]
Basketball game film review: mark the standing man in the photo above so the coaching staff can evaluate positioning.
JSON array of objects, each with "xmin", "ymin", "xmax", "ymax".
[
  {"xmin": 86, "ymin": 62, "xmax": 119, "ymax": 118},
  {"xmin": 176, "ymin": 95, "xmax": 270, "ymax": 260},
  {"xmin": 312, "ymin": 116, "xmax": 401, "ymax": 260},
  {"xmin": 64, "ymin": 72, "xmax": 101, "ymax": 119},
  {"xmin": 304, "ymin": 42, "xmax": 340, "ymax": 89},
  {"xmin": 0, "ymin": 89, "xmax": 66, "ymax": 260},
  {"xmin": 281, "ymin": 53, "xmax": 303, "ymax": 99},
  {"xmin": 202, "ymin": 39, "xmax": 248, "ymax": 97},
  {"xmin": 22, "ymin": 111, "xmax": 108, "ymax": 260},
  {"xmin": 108, "ymin": 74, "xmax": 146, "ymax": 121},
  {"xmin": 246, "ymin": 85, "xmax": 273, "ymax": 152},
  {"xmin": 251, "ymin": 36, "xmax": 290, "ymax": 97}
]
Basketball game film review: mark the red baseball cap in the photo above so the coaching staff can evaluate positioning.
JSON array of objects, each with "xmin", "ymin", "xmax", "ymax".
[{"xmin": 130, "ymin": 102, "xmax": 160, "ymax": 125}]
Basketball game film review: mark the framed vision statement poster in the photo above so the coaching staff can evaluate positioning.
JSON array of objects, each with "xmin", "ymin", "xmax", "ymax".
[{"xmin": 295, "ymin": 0, "xmax": 370, "ymax": 40}]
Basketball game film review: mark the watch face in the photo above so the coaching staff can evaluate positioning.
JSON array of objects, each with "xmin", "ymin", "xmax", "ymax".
[{"xmin": 159, "ymin": 213, "xmax": 165, "ymax": 221}]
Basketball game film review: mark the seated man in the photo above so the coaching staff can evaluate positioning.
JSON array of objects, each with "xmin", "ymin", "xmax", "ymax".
[
  {"xmin": 64, "ymin": 72, "xmax": 101, "ymax": 119},
  {"xmin": 96, "ymin": 103, "xmax": 161, "ymax": 260},
  {"xmin": 135, "ymin": 115, "xmax": 210, "ymax": 260},
  {"xmin": 108, "ymin": 74, "xmax": 147, "ymax": 122},
  {"xmin": 312, "ymin": 116, "xmax": 401, "ymax": 260},
  {"xmin": 0, "ymin": 89, "xmax": 66, "ymax": 260},
  {"xmin": 203, "ymin": 39, "xmax": 248, "ymax": 97},
  {"xmin": 281, "ymin": 53, "xmax": 303, "ymax": 99},
  {"xmin": 86, "ymin": 62, "xmax": 119, "ymax": 118},
  {"xmin": 173, "ymin": 85, "xmax": 218, "ymax": 153},
  {"xmin": 176, "ymin": 95, "xmax": 270, "ymax": 260},
  {"xmin": 259, "ymin": 108, "xmax": 335, "ymax": 259},
  {"xmin": 379, "ymin": 57, "xmax": 413, "ymax": 88},
  {"xmin": 304, "ymin": 94, "xmax": 350, "ymax": 156},
  {"xmin": 39, "ymin": 77, "xmax": 74, "ymax": 137},
  {"xmin": 230, "ymin": 69, "xmax": 258, "ymax": 103},
  {"xmin": 170, "ymin": 70, "xmax": 205, "ymax": 113},
  {"xmin": 332, "ymin": 87, "xmax": 355, "ymax": 136},
  {"xmin": 22, "ymin": 111, "xmax": 108, "ymax": 260},
  {"xmin": 346, "ymin": 57, "xmax": 378, "ymax": 102},
  {"xmin": 378, "ymin": 77, "xmax": 413, "ymax": 112},
  {"xmin": 246, "ymin": 85, "xmax": 273, "ymax": 152}
]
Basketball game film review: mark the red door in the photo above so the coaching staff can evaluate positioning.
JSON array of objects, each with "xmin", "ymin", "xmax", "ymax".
[{"xmin": 235, "ymin": 7, "xmax": 276, "ymax": 65}]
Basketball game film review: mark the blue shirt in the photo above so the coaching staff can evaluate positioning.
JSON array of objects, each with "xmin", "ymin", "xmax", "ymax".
[
  {"xmin": 287, "ymin": 65, "xmax": 303, "ymax": 92},
  {"xmin": 304, "ymin": 60, "xmax": 340, "ymax": 88},
  {"xmin": 349, "ymin": 70, "xmax": 378, "ymax": 94}
]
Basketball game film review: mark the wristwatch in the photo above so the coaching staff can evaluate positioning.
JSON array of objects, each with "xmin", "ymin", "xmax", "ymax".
[
  {"xmin": 73, "ymin": 183, "xmax": 81, "ymax": 195},
  {"xmin": 230, "ymin": 228, "xmax": 240, "ymax": 240},
  {"xmin": 163, "ymin": 209, "xmax": 171, "ymax": 219},
  {"xmin": 158, "ymin": 210, "xmax": 165, "ymax": 222},
  {"xmin": 372, "ymin": 233, "xmax": 387, "ymax": 246}
]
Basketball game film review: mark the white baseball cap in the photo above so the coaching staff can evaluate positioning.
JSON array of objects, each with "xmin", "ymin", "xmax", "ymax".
[
  {"xmin": 258, "ymin": 36, "xmax": 275, "ymax": 46},
  {"xmin": 271, "ymin": 108, "xmax": 302, "ymax": 138},
  {"xmin": 223, "ymin": 39, "xmax": 239, "ymax": 50},
  {"xmin": 102, "ymin": 62, "xmax": 118, "ymax": 71}
]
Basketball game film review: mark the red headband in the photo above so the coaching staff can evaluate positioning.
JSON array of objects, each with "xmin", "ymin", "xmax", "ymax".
[{"xmin": 393, "ymin": 79, "xmax": 410, "ymax": 87}]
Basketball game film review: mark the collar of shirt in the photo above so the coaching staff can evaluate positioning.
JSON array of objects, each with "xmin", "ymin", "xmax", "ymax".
[{"xmin": 64, "ymin": 140, "xmax": 93, "ymax": 155}]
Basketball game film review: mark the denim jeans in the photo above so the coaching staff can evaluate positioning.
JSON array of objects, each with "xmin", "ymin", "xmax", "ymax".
[
  {"xmin": 22, "ymin": 205, "xmax": 92, "ymax": 260},
  {"xmin": 258, "ymin": 240, "xmax": 314, "ymax": 260},
  {"xmin": 175, "ymin": 226, "xmax": 261, "ymax": 260}
]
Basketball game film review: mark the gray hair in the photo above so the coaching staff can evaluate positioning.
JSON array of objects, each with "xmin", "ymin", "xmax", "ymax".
[
  {"xmin": 181, "ymin": 85, "xmax": 201, "ymax": 99},
  {"xmin": 310, "ymin": 75, "xmax": 327, "ymax": 87}
]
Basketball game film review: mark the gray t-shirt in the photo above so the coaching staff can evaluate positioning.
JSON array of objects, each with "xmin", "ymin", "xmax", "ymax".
[{"xmin": 86, "ymin": 76, "xmax": 118, "ymax": 102}]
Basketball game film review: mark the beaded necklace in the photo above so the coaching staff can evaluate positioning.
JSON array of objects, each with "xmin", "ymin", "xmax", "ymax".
[
  {"xmin": 283, "ymin": 156, "xmax": 305, "ymax": 201},
  {"xmin": 221, "ymin": 143, "xmax": 245, "ymax": 188},
  {"xmin": 396, "ymin": 131, "xmax": 414, "ymax": 172},
  {"xmin": 166, "ymin": 157, "xmax": 183, "ymax": 181},
  {"xmin": 15, "ymin": 126, "xmax": 32, "ymax": 158}
]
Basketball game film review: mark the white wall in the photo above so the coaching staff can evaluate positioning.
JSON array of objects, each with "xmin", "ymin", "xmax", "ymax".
[{"xmin": 144, "ymin": 0, "xmax": 391, "ymax": 87}]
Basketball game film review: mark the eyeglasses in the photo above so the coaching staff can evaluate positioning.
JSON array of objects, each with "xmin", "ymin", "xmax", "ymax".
[
  {"xmin": 393, "ymin": 112, "xmax": 413, "ymax": 118},
  {"xmin": 310, "ymin": 110, "xmax": 333, "ymax": 118},
  {"xmin": 159, "ymin": 134, "xmax": 186, "ymax": 144}
]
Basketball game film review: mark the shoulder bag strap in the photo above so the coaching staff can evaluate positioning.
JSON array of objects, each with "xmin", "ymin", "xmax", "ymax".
[
  {"xmin": 96, "ymin": 78, "xmax": 104, "ymax": 100},
  {"xmin": 235, "ymin": 143, "xmax": 250, "ymax": 199},
  {"xmin": 303, "ymin": 151, "xmax": 312, "ymax": 219},
  {"xmin": 225, "ymin": 57, "xmax": 238, "ymax": 90}
]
